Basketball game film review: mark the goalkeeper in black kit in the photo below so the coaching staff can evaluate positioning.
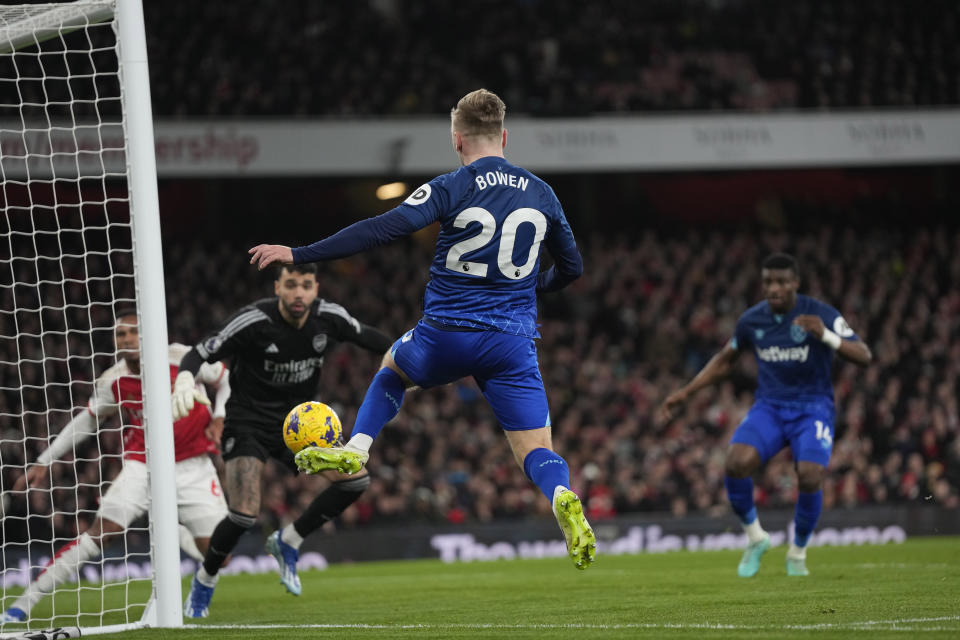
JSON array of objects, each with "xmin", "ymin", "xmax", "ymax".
[{"xmin": 176, "ymin": 263, "xmax": 392, "ymax": 618}]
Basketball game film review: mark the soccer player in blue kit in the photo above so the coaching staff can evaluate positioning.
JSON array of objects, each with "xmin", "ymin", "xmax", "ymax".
[
  {"xmin": 659, "ymin": 253, "xmax": 872, "ymax": 577},
  {"xmin": 249, "ymin": 89, "xmax": 596, "ymax": 569}
]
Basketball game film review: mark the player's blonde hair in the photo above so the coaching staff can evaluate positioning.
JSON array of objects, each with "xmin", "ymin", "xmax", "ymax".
[{"xmin": 451, "ymin": 89, "xmax": 505, "ymax": 139}]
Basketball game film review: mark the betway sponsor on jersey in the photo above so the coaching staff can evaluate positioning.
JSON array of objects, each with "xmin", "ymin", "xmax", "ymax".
[{"xmin": 755, "ymin": 344, "xmax": 809, "ymax": 363}]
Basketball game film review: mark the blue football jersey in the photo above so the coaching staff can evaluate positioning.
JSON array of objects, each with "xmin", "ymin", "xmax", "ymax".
[
  {"xmin": 731, "ymin": 294, "xmax": 860, "ymax": 404},
  {"xmin": 395, "ymin": 156, "xmax": 579, "ymax": 337}
]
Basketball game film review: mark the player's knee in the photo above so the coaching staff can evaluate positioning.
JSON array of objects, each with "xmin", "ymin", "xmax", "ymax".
[
  {"xmin": 193, "ymin": 537, "xmax": 211, "ymax": 555},
  {"xmin": 725, "ymin": 454, "xmax": 756, "ymax": 477},
  {"xmin": 725, "ymin": 444, "xmax": 761, "ymax": 477},
  {"xmin": 380, "ymin": 351, "xmax": 416, "ymax": 387},
  {"xmin": 725, "ymin": 459, "xmax": 747, "ymax": 477},
  {"xmin": 725, "ymin": 454, "xmax": 748, "ymax": 477},
  {"xmin": 227, "ymin": 491, "xmax": 261, "ymax": 515},
  {"xmin": 380, "ymin": 351, "xmax": 394, "ymax": 369},
  {"xmin": 796, "ymin": 464, "xmax": 825, "ymax": 492}
]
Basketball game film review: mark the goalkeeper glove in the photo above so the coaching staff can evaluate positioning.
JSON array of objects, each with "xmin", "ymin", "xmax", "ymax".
[{"xmin": 171, "ymin": 371, "xmax": 210, "ymax": 420}]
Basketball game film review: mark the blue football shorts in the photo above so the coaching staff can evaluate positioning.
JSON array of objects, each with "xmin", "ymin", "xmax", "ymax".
[
  {"xmin": 390, "ymin": 319, "xmax": 550, "ymax": 431},
  {"xmin": 730, "ymin": 399, "xmax": 835, "ymax": 466}
]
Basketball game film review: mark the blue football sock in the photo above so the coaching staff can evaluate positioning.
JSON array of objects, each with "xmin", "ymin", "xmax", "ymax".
[
  {"xmin": 724, "ymin": 476, "xmax": 758, "ymax": 525},
  {"xmin": 522, "ymin": 448, "xmax": 570, "ymax": 500},
  {"xmin": 351, "ymin": 368, "xmax": 406, "ymax": 442},
  {"xmin": 793, "ymin": 490, "xmax": 823, "ymax": 547}
]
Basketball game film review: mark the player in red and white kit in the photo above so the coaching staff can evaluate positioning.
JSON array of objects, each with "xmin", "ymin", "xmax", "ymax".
[{"xmin": 1, "ymin": 312, "xmax": 230, "ymax": 624}]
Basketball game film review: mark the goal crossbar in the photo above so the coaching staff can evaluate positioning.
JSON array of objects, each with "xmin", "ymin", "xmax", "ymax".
[{"xmin": 0, "ymin": 1, "xmax": 113, "ymax": 54}]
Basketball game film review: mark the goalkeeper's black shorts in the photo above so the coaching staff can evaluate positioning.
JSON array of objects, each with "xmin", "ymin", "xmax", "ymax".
[{"xmin": 221, "ymin": 418, "xmax": 298, "ymax": 472}]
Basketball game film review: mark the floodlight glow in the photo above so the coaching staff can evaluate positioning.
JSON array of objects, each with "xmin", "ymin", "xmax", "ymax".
[{"xmin": 376, "ymin": 182, "xmax": 407, "ymax": 200}]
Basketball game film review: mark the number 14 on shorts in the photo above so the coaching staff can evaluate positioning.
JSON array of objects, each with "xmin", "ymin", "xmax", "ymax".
[{"xmin": 814, "ymin": 420, "xmax": 833, "ymax": 446}]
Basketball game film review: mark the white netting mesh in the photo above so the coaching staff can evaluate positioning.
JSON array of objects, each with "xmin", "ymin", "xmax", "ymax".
[{"xmin": 1, "ymin": 1, "xmax": 153, "ymax": 631}]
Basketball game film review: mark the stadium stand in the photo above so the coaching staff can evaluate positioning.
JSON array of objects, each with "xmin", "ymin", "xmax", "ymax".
[
  {"xmin": 4, "ymin": 196, "xmax": 957, "ymax": 540},
  {"xmin": 6, "ymin": 1, "xmax": 954, "ymax": 121},
  {"xmin": 139, "ymin": 0, "xmax": 959, "ymax": 117}
]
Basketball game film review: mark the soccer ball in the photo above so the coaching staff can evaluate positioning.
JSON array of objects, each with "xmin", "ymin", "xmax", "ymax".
[{"xmin": 282, "ymin": 401, "xmax": 342, "ymax": 454}]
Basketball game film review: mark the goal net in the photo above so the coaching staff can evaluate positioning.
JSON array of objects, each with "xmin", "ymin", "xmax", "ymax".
[{"xmin": 1, "ymin": 0, "xmax": 181, "ymax": 634}]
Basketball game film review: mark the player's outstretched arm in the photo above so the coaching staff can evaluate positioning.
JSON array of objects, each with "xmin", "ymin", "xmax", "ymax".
[
  {"xmin": 837, "ymin": 339, "xmax": 872, "ymax": 366},
  {"xmin": 792, "ymin": 315, "xmax": 872, "ymax": 366},
  {"xmin": 12, "ymin": 464, "xmax": 50, "ymax": 492},
  {"xmin": 248, "ymin": 244, "xmax": 293, "ymax": 270},
  {"xmin": 173, "ymin": 348, "xmax": 214, "ymax": 420},
  {"xmin": 171, "ymin": 369, "xmax": 211, "ymax": 421},
  {"xmin": 205, "ymin": 416, "xmax": 225, "ymax": 447},
  {"xmin": 200, "ymin": 364, "xmax": 230, "ymax": 445},
  {"xmin": 657, "ymin": 342, "xmax": 740, "ymax": 424},
  {"xmin": 250, "ymin": 206, "xmax": 429, "ymax": 270},
  {"xmin": 13, "ymin": 409, "xmax": 104, "ymax": 491},
  {"xmin": 352, "ymin": 324, "xmax": 394, "ymax": 354}
]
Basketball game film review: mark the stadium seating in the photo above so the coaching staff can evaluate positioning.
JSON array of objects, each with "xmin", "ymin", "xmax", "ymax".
[
  {"xmin": 4, "ymin": 210, "xmax": 955, "ymax": 543},
  {"xmin": 141, "ymin": 0, "xmax": 959, "ymax": 117}
]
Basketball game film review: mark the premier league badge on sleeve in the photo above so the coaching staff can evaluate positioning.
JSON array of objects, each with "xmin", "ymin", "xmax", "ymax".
[
  {"xmin": 202, "ymin": 336, "xmax": 223, "ymax": 356},
  {"xmin": 833, "ymin": 316, "xmax": 855, "ymax": 337},
  {"xmin": 404, "ymin": 183, "xmax": 432, "ymax": 206},
  {"xmin": 790, "ymin": 324, "xmax": 807, "ymax": 343}
]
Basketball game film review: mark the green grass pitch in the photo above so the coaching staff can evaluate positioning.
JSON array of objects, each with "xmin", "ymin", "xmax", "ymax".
[{"xmin": 5, "ymin": 537, "xmax": 959, "ymax": 639}]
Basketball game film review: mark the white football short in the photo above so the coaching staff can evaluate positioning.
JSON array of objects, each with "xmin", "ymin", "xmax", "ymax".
[{"xmin": 99, "ymin": 455, "xmax": 227, "ymax": 538}]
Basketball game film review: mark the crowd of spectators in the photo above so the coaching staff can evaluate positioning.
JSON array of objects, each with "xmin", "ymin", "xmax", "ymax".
[
  {"xmin": 176, "ymin": 217, "xmax": 960, "ymax": 530},
  {"xmin": 4, "ymin": 0, "xmax": 958, "ymax": 124},
  {"xmin": 141, "ymin": 0, "xmax": 958, "ymax": 116},
  {"xmin": 4, "ymin": 201, "xmax": 957, "ymax": 550}
]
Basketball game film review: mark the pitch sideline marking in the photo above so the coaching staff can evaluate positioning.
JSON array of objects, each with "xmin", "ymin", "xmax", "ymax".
[
  {"xmin": 853, "ymin": 562, "xmax": 950, "ymax": 569},
  {"xmin": 185, "ymin": 615, "xmax": 960, "ymax": 632}
]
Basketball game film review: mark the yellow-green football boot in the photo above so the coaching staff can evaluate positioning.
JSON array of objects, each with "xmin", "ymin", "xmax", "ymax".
[
  {"xmin": 552, "ymin": 487, "xmax": 596, "ymax": 570},
  {"xmin": 295, "ymin": 445, "xmax": 368, "ymax": 475}
]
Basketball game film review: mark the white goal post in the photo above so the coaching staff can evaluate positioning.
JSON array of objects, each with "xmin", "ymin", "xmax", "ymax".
[{"xmin": 1, "ymin": 0, "xmax": 180, "ymax": 634}]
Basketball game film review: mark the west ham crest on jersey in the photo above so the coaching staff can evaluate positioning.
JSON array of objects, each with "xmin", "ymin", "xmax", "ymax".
[
  {"xmin": 790, "ymin": 324, "xmax": 808, "ymax": 343},
  {"xmin": 312, "ymin": 334, "xmax": 328, "ymax": 353}
]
